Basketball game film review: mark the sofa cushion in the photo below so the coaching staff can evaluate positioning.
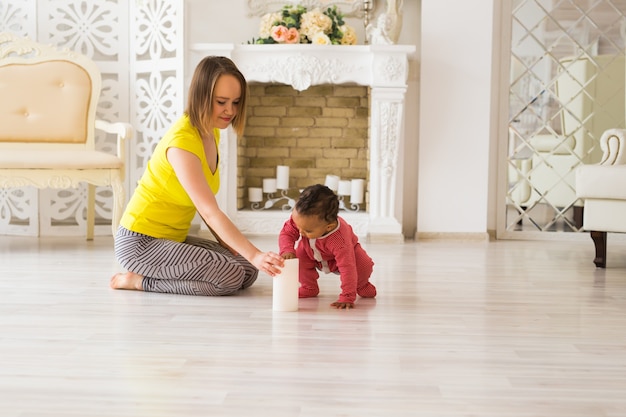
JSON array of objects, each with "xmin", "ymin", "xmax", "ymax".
[{"xmin": 576, "ymin": 164, "xmax": 626, "ymax": 200}]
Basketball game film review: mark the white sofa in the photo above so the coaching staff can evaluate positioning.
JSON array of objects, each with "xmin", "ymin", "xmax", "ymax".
[
  {"xmin": 576, "ymin": 129, "xmax": 626, "ymax": 267},
  {"xmin": 0, "ymin": 32, "xmax": 132, "ymax": 239}
]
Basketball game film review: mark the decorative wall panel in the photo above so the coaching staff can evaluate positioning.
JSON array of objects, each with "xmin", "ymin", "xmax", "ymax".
[{"xmin": 503, "ymin": 0, "xmax": 626, "ymax": 237}]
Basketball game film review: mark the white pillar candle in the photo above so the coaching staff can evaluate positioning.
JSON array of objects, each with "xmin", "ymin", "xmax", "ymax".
[
  {"xmin": 338, "ymin": 180, "xmax": 352, "ymax": 196},
  {"xmin": 350, "ymin": 179, "xmax": 365, "ymax": 204},
  {"xmin": 276, "ymin": 165, "xmax": 290, "ymax": 190},
  {"xmin": 273, "ymin": 258, "xmax": 299, "ymax": 312},
  {"xmin": 262, "ymin": 178, "xmax": 277, "ymax": 193},
  {"xmin": 248, "ymin": 187, "xmax": 263, "ymax": 203},
  {"xmin": 325, "ymin": 174, "xmax": 340, "ymax": 192}
]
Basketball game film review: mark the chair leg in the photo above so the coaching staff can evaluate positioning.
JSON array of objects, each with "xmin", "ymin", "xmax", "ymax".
[
  {"xmin": 111, "ymin": 177, "xmax": 125, "ymax": 236},
  {"xmin": 590, "ymin": 230, "xmax": 607, "ymax": 268},
  {"xmin": 573, "ymin": 206, "xmax": 583, "ymax": 229},
  {"xmin": 86, "ymin": 184, "xmax": 95, "ymax": 241}
]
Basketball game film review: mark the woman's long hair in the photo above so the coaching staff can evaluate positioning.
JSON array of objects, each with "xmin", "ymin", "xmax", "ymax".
[{"xmin": 186, "ymin": 56, "xmax": 248, "ymax": 137}]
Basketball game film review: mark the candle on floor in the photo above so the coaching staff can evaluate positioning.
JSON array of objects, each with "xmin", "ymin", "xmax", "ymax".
[
  {"xmin": 248, "ymin": 187, "xmax": 263, "ymax": 203},
  {"xmin": 350, "ymin": 179, "xmax": 364, "ymax": 204},
  {"xmin": 338, "ymin": 180, "xmax": 352, "ymax": 196},
  {"xmin": 273, "ymin": 258, "xmax": 299, "ymax": 312},
  {"xmin": 325, "ymin": 175, "xmax": 340, "ymax": 192},
  {"xmin": 276, "ymin": 165, "xmax": 290, "ymax": 190},
  {"xmin": 263, "ymin": 178, "xmax": 277, "ymax": 193}
]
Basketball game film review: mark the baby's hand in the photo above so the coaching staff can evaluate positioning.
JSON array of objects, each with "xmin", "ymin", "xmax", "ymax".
[
  {"xmin": 282, "ymin": 252, "xmax": 296, "ymax": 260},
  {"xmin": 331, "ymin": 301, "xmax": 354, "ymax": 309}
]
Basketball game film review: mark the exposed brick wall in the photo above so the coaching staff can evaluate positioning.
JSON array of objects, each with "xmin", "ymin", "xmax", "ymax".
[{"xmin": 238, "ymin": 83, "xmax": 370, "ymax": 210}]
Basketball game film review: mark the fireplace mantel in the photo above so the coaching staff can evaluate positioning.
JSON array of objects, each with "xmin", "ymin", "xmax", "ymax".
[{"xmin": 189, "ymin": 43, "xmax": 415, "ymax": 241}]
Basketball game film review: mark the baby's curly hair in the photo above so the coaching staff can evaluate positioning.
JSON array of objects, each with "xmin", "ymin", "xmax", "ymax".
[{"xmin": 295, "ymin": 184, "xmax": 339, "ymax": 224}]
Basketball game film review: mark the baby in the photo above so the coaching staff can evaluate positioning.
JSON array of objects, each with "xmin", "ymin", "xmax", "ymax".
[{"xmin": 278, "ymin": 184, "xmax": 377, "ymax": 309}]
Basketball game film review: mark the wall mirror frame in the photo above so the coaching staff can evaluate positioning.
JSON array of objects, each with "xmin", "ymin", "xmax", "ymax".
[{"xmin": 497, "ymin": 0, "xmax": 626, "ymax": 240}]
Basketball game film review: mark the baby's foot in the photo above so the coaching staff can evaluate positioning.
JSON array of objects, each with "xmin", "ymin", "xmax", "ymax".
[
  {"xmin": 357, "ymin": 282, "xmax": 377, "ymax": 298},
  {"xmin": 110, "ymin": 271, "xmax": 144, "ymax": 291},
  {"xmin": 298, "ymin": 286, "xmax": 319, "ymax": 298}
]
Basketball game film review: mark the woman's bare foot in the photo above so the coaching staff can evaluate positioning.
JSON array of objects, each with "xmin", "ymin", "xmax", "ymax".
[{"xmin": 110, "ymin": 271, "xmax": 144, "ymax": 291}]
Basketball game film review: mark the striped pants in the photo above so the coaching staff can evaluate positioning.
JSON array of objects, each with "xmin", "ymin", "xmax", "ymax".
[{"xmin": 114, "ymin": 227, "xmax": 258, "ymax": 296}]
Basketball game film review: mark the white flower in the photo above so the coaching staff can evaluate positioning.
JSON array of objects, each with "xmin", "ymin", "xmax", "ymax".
[
  {"xmin": 311, "ymin": 32, "xmax": 331, "ymax": 45},
  {"xmin": 340, "ymin": 25, "xmax": 357, "ymax": 45},
  {"xmin": 259, "ymin": 12, "xmax": 282, "ymax": 38},
  {"xmin": 300, "ymin": 8, "xmax": 332, "ymax": 40}
]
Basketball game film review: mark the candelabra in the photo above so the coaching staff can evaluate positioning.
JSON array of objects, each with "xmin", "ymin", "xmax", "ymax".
[
  {"xmin": 248, "ymin": 165, "xmax": 295, "ymax": 211},
  {"xmin": 249, "ymin": 189, "xmax": 295, "ymax": 211},
  {"xmin": 325, "ymin": 175, "xmax": 365, "ymax": 213},
  {"xmin": 363, "ymin": 0, "xmax": 375, "ymax": 43},
  {"xmin": 339, "ymin": 196, "xmax": 361, "ymax": 212},
  {"xmin": 248, "ymin": 173, "xmax": 365, "ymax": 213}
]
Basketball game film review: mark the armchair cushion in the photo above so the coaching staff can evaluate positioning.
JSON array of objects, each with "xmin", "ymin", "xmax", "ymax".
[
  {"xmin": 0, "ymin": 150, "xmax": 123, "ymax": 169},
  {"xmin": 576, "ymin": 165, "xmax": 626, "ymax": 200}
]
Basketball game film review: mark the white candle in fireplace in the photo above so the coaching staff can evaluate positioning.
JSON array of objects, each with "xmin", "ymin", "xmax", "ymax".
[
  {"xmin": 276, "ymin": 165, "xmax": 290, "ymax": 190},
  {"xmin": 350, "ymin": 179, "xmax": 364, "ymax": 204},
  {"xmin": 338, "ymin": 180, "xmax": 352, "ymax": 196},
  {"xmin": 248, "ymin": 187, "xmax": 263, "ymax": 203},
  {"xmin": 325, "ymin": 175, "xmax": 340, "ymax": 192},
  {"xmin": 263, "ymin": 178, "xmax": 277, "ymax": 193}
]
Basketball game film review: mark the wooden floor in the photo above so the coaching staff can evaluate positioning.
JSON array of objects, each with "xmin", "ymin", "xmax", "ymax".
[{"xmin": 1, "ymin": 233, "xmax": 626, "ymax": 417}]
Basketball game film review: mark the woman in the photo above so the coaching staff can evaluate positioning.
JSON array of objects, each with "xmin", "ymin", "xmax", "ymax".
[{"xmin": 111, "ymin": 56, "xmax": 284, "ymax": 295}]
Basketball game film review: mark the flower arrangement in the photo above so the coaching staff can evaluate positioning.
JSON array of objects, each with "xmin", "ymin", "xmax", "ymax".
[{"xmin": 249, "ymin": 5, "xmax": 357, "ymax": 45}]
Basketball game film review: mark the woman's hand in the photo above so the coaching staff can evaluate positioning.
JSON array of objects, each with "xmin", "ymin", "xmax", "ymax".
[{"xmin": 252, "ymin": 251, "xmax": 284, "ymax": 276}]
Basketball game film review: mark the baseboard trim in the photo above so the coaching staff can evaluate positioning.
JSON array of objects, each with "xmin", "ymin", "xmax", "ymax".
[{"xmin": 416, "ymin": 231, "xmax": 491, "ymax": 241}]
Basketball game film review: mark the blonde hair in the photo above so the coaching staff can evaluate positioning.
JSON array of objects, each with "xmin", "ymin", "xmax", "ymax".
[{"xmin": 186, "ymin": 56, "xmax": 248, "ymax": 137}]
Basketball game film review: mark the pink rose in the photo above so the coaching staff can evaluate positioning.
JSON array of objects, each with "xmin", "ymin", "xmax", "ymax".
[
  {"xmin": 285, "ymin": 27, "xmax": 300, "ymax": 44},
  {"xmin": 271, "ymin": 25, "xmax": 288, "ymax": 43}
]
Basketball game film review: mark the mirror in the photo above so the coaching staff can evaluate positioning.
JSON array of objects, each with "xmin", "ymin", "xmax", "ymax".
[{"xmin": 505, "ymin": 0, "xmax": 626, "ymax": 234}]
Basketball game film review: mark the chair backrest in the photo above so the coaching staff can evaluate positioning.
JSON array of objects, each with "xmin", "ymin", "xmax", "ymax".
[
  {"xmin": 0, "ymin": 32, "xmax": 101, "ymax": 151},
  {"xmin": 556, "ymin": 54, "xmax": 625, "ymax": 162}
]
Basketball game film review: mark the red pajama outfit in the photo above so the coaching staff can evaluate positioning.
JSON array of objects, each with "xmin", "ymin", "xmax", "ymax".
[{"xmin": 279, "ymin": 216, "xmax": 376, "ymax": 304}]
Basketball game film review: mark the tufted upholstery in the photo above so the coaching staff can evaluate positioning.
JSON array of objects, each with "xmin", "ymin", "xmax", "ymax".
[
  {"xmin": 0, "ymin": 61, "xmax": 92, "ymax": 143},
  {"xmin": 0, "ymin": 32, "xmax": 133, "ymax": 239}
]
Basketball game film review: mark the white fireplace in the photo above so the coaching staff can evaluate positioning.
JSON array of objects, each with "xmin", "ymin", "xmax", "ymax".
[{"xmin": 189, "ymin": 43, "xmax": 415, "ymax": 242}]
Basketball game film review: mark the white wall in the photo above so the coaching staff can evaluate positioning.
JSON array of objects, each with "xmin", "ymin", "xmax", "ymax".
[
  {"xmin": 185, "ymin": 0, "xmax": 422, "ymax": 239},
  {"xmin": 418, "ymin": 0, "xmax": 497, "ymax": 236}
]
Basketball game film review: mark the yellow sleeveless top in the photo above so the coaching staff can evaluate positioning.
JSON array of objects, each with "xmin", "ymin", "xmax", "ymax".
[{"xmin": 120, "ymin": 114, "xmax": 220, "ymax": 241}]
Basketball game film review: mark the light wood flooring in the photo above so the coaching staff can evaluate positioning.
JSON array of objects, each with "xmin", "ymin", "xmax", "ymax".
[{"xmin": 1, "ymin": 233, "xmax": 625, "ymax": 417}]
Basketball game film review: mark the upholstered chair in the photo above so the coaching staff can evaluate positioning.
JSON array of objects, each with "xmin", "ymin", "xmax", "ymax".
[
  {"xmin": 576, "ymin": 129, "xmax": 626, "ymax": 267},
  {"xmin": 0, "ymin": 32, "xmax": 132, "ymax": 239}
]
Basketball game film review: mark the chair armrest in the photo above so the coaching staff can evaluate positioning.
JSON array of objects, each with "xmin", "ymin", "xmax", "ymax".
[
  {"xmin": 95, "ymin": 119, "xmax": 133, "ymax": 160},
  {"xmin": 598, "ymin": 128, "xmax": 626, "ymax": 166}
]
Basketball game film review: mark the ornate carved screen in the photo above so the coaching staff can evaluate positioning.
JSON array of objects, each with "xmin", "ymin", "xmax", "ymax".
[{"xmin": 505, "ymin": 0, "xmax": 626, "ymax": 235}]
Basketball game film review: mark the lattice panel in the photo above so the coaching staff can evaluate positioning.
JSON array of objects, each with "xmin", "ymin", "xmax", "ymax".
[
  {"xmin": 506, "ymin": 0, "xmax": 626, "ymax": 234},
  {"xmin": 129, "ymin": 0, "xmax": 184, "ymax": 193}
]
